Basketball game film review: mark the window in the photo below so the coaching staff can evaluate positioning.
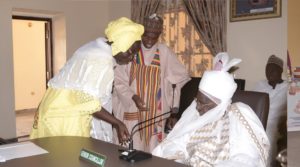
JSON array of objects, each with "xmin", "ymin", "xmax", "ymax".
[{"xmin": 160, "ymin": 4, "xmax": 212, "ymax": 77}]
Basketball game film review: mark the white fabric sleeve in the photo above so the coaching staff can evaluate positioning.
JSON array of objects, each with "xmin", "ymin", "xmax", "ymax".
[
  {"xmin": 113, "ymin": 63, "xmax": 136, "ymax": 106},
  {"xmin": 161, "ymin": 44, "xmax": 190, "ymax": 108},
  {"xmin": 215, "ymin": 154, "xmax": 256, "ymax": 167},
  {"xmin": 227, "ymin": 103, "xmax": 270, "ymax": 167},
  {"xmin": 152, "ymin": 139, "xmax": 188, "ymax": 163},
  {"xmin": 48, "ymin": 40, "xmax": 114, "ymax": 105}
]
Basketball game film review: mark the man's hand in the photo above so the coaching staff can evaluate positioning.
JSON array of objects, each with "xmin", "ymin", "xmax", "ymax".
[
  {"xmin": 165, "ymin": 107, "xmax": 179, "ymax": 131},
  {"xmin": 165, "ymin": 116, "xmax": 178, "ymax": 131},
  {"xmin": 132, "ymin": 95, "xmax": 148, "ymax": 111}
]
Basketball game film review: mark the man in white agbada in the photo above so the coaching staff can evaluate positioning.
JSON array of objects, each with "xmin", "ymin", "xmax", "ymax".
[
  {"xmin": 254, "ymin": 55, "xmax": 287, "ymax": 166},
  {"xmin": 112, "ymin": 14, "xmax": 190, "ymax": 152},
  {"xmin": 152, "ymin": 53, "xmax": 270, "ymax": 167}
]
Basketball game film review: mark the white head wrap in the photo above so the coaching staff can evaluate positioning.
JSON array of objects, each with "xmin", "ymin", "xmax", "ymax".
[
  {"xmin": 105, "ymin": 17, "xmax": 144, "ymax": 56},
  {"xmin": 199, "ymin": 52, "xmax": 241, "ymax": 102}
]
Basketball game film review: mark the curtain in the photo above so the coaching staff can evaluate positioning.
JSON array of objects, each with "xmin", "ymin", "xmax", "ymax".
[
  {"xmin": 131, "ymin": 0, "xmax": 215, "ymax": 76},
  {"xmin": 157, "ymin": 0, "xmax": 212, "ymax": 77},
  {"xmin": 182, "ymin": 0, "xmax": 227, "ymax": 56},
  {"xmin": 131, "ymin": 0, "xmax": 161, "ymax": 24}
]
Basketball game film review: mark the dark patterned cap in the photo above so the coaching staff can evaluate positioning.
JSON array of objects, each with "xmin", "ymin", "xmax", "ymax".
[
  {"xmin": 143, "ymin": 13, "xmax": 163, "ymax": 33},
  {"xmin": 267, "ymin": 55, "xmax": 283, "ymax": 69}
]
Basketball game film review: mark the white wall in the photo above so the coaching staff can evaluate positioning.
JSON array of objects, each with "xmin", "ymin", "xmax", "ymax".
[
  {"xmin": 0, "ymin": 1, "xmax": 16, "ymax": 139},
  {"xmin": 108, "ymin": 0, "xmax": 131, "ymax": 21},
  {"xmin": 0, "ymin": 0, "xmax": 130, "ymax": 139},
  {"xmin": 227, "ymin": 0, "xmax": 287, "ymax": 90}
]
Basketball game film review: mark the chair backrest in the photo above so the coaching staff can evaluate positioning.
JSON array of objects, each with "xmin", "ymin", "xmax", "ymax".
[
  {"xmin": 178, "ymin": 77, "xmax": 269, "ymax": 129},
  {"xmin": 232, "ymin": 90, "xmax": 269, "ymax": 129}
]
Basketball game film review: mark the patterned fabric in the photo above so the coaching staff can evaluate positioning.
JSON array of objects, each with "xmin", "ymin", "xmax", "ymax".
[
  {"xmin": 230, "ymin": 104, "xmax": 269, "ymax": 165},
  {"xmin": 129, "ymin": 48, "xmax": 162, "ymax": 145},
  {"xmin": 152, "ymin": 102, "xmax": 270, "ymax": 167},
  {"xmin": 186, "ymin": 111, "xmax": 230, "ymax": 166},
  {"xmin": 123, "ymin": 112, "xmax": 140, "ymax": 120},
  {"xmin": 131, "ymin": 0, "xmax": 161, "ymax": 24},
  {"xmin": 135, "ymin": 49, "xmax": 145, "ymax": 65},
  {"xmin": 182, "ymin": 0, "xmax": 227, "ymax": 56},
  {"xmin": 33, "ymin": 38, "xmax": 115, "ymax": 142},
  {"xmin": 152, "ymin": 50, "xmax": 161, "ymax": 66},
  {"xmin": 113, "ymin": 43, "xmax": 190, "ymax": 152},
  {"xmin": 30, "ymin": 87, "xmax": 100, "ymax": 139},
  {"xmin": 48, "ymin": 37, "xmax": 114, "ymax": 105},
  {"xmin": 158, "ymin": 0, "xmax": 214, "ymax": 77},
  {"xmin": 129, "ymin": 49, "xmax": 160, "ymax": 84}
]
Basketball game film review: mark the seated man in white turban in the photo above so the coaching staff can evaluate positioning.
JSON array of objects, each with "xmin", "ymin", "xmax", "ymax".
[
  {"xmin": 152, "ymin": 53, "xmax": 270, "ymax": 167},
  {"xmin": 253, "ymin": 54, "xmax": 287, "ymax": 166},
  {"xmin": 30, "ymin": 17, "xmax": 144, "ymax": 144}
]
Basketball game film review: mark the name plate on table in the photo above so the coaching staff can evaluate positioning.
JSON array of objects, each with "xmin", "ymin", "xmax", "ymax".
[{"xmin": 79, "ymin": 148, "xmax": 106, "ymax": 167}]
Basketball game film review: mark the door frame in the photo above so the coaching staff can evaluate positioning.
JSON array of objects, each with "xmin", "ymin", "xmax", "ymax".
[{"xmin": 12, "ymin": 15, "xmax": 54, "ymax": 83}]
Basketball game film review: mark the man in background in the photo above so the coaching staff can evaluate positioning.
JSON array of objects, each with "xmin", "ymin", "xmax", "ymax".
[
  {"xmin": 153, "ymin": 53, "xmax": 269, "ymax": 167},
  {"xmin": 112, "ymin": 14, "xmax": 190, "ymax": 152},
  {"xmin": 30, "ymin": 17, "xmax": 144, "ymax": 145},
  {"xmin": 254, "ymin": 55, "xmax": 288, "ymax": 167}
]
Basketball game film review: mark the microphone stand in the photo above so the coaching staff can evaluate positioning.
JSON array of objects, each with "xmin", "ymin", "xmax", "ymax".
[
  {"xmin": 119, "ymin": 110, "xmax": 176, "ymax": 163},
  {"xmin": 164, "ymin": 84, "xmax": 176, "ymax": 134},
  {"xmin": 128, "ymin": 84, "xmax": 177, "ymax": 138}
]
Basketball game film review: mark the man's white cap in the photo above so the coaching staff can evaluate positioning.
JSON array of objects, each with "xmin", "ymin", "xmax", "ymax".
[{"xmin": 199, "ymin": 52, "xmax": 241, "ymax": 102}]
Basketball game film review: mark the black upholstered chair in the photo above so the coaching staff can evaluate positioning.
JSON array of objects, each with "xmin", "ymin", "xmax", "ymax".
[
  {"xmin": 178, "ymin": 77, "xmax": 269, "ymax": 129},
  {"xmin": 232, "ymin": 90, "xmax": 269, "ymax": 129}
]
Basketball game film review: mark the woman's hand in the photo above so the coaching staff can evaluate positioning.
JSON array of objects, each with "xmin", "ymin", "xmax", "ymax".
[
  {"xmin": 114, "ymin": 120, "xmax": 130, "ymax": 145},
  {"xmin": 92, "ymin": 108, "xmax": 129, "ymax": 144}
]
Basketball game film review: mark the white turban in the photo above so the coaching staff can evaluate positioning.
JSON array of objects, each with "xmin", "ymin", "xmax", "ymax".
[
  {"xmin": 105, "ymin": 17, "xmax": 144, "ymax": 56},
  {"xmin": 199, "ymin": 52, "xmax": 241, "ymax": 102}
]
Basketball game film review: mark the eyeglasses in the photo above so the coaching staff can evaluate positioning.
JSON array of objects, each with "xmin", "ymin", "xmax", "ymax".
[{"xmin": 194, "ymin": 97, "xmax": 216, "ymax": 109}]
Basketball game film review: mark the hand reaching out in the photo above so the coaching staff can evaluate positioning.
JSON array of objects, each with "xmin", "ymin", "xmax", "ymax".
[
  {"xmin": 132, "ymin": 95, "xmax": 148, "ymax": 111},
  {"xmin": 93, "ymin": 108, "xmax": 130, "ymax": 145},
  {"xmin": 165, "ymin": 116, "xmax": 178, "ymax": 131},
  {"xmin": 114, "ymin": 120, "xmax": 130, "ymax": 145}
]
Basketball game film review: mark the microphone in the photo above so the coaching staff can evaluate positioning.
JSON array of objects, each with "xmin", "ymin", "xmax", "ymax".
[
  {"xmin": 119, "ymin": 107, "xmax": 178, "ymax": 163},
  {"xmin": 164, "ymin": 84, "xmax": 177, "ymax": 133}
]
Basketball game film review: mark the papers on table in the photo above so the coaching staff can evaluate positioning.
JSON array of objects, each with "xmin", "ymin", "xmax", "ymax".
[{"xmin": 0, "ymin": 141, "xmax": 48, "ymax": 162}]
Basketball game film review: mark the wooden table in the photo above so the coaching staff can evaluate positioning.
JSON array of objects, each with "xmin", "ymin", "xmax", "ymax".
[{"xmin": 0, "ymin": 137, "xmax": 187, "ymax": 167}]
